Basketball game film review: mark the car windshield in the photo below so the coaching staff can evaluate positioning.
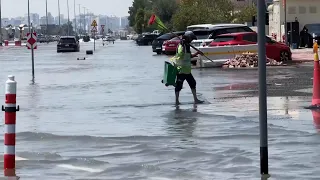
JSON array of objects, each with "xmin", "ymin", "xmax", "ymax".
[
  {"xmin": 60, "ymin": 38, "xmax": 75, "ymax": 43},
  {"xmin": 305, "ymin": 24, "xmax": 320, "ymax": 32},
  {"xmin": 193, "ymin": 30, "xmax": 210, "ymax": 39},
  {"xmin": 213, "ymin": 36, "xmax": 236, "ymax": 42}
]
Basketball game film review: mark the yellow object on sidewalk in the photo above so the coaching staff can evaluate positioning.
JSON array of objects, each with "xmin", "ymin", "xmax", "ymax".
[{"xmin": 314, "ymin": 42, "xmax": 319, "ymax": 61}]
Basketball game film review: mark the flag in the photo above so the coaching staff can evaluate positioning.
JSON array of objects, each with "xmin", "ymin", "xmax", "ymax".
[{"xmin": 148, "ymin": 14, "xmax": 167, "ymax": 32}]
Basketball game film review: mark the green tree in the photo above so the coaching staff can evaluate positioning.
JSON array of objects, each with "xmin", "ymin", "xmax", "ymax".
[
  {"xmin": 172, "ymin": 0, "xmax": 235, "ymax": 31},
  {"xmin": 135, "ymin": 8, "xmax": 145, "ymax": 34},
  {"xmin": 128, "ymin": 0, "xmax": 152, "ymax": 27},
  {"xmin": 61, "ymin": 22, "xmax": 74, "ymax": 36},
  {"xmin": 151, "ymin": 0, "xmax": 178, "ymax": 30},
  {"xmin": 128, "ymin": 0, "xmax": 176, "ymax": 33},
  {"xmin": 232, "ymin": 5, "xmax": 257, "ymax": 23}
]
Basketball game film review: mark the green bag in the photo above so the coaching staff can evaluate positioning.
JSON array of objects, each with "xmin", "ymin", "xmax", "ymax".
[{"xmin": 161, "ymin": 61, "xmax": 177, "ymax": 87}]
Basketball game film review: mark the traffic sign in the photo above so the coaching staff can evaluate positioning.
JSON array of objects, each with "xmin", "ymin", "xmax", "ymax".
[
  {"xmin": 26, "ymin": 32, "xmax": 37, "ymax": 49},
  {"xmin": 91, "ymin": 20, "xmax": 97, "ymax": 27},
  {"xmin": 91, "ymin": 26, "xmax": 97, "ymax": 33}
]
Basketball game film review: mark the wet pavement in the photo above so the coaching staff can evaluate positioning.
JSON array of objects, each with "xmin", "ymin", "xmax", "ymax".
[{"xmin": 0, "ymin": 40, "xmax": 319, "ymax": 179}]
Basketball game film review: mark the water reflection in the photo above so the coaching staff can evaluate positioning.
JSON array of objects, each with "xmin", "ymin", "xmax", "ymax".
[
  {"xmin": 311, "ymin": 110, "xmax": 320, "ymax": 131},
  {"xmin": 164, "ymin": 104, "xmax": 198, "ymax": 139},
  {"xmin": 25, "ymin": 82, "xmax": 41, "ymax": 131}
]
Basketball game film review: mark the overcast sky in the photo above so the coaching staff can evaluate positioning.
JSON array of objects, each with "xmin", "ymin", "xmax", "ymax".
[{"xmin": 1, "ymin": 0, "xmax": 132, "ymax": 18}]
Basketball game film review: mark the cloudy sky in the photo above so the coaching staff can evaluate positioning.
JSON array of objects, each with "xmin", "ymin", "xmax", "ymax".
[{"xmin": 1, "ymin": 0, "xmax": 132, "ymax": 18}]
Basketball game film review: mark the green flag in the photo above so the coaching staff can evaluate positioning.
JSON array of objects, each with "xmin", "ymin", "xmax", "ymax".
[{"xmin": 148, "ymin": 14, "xmax": 167, "ymax": 32}]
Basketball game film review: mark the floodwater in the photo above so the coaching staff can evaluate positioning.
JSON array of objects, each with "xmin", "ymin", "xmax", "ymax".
[{"xmin": 0, "ymin": 40, "xmax": 319, "ymax": 180}]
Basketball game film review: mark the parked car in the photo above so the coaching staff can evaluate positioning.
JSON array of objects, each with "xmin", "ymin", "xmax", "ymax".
[
  {"xmin": 162, "ymin": 37, "xmax": 182, "ymax": 55},
  {"xmin": 57, "ymin": 36, "xmax": 80, "ymax": 53},
  {"xmin": 190, "ymin": 24, "xmax": 254, "ymax": 48},
  {"xmin": 136, "ymin": 34, "xmax": 159, "ymax": 46},
  {"xmin": 152, "ymin": 31, "xmax": 185, "ymax": 54},
  {"xmin": 209, "ymin": 32, "xmax": 292, "ymax": 62}
]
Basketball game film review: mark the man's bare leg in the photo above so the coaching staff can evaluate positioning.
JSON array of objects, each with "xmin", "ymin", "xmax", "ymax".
[
  {"xmin": 191, "ymin": 89, "xmax": 204, "ymax": 104},
  {"xmin": 175, "ymin": 91, "xmax": 180, "ymax": 105}
]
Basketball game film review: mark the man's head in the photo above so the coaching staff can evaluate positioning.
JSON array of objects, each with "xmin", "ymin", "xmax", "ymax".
[{"xmin": 182, "ymin": 31, "xmax": 197, "ymax": 43}]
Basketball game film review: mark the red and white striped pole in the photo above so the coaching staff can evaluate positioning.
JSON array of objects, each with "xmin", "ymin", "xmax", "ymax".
[{"xmin": 2, "ymin": 75, "xmax": 19, "ymax": 177}]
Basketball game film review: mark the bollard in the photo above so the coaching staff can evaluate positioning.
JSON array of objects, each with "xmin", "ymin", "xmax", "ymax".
[
  {"xmin": 14, "ymin": 41, "xmax": 21, "ymax": 47},
  {"xmin": 307, "ymin": 42, "xmax": 320, "ymax": 109},
  {"xmin": 2, "ymin": 75, "xmax": 19, "ymax": 177},
  {"xmin": 4, "ymin": 40, "xmax": 9, "ymax": 46},
  {"xmin": 86, "ymin": 50, "xmax": 93, "ymax": 55}
]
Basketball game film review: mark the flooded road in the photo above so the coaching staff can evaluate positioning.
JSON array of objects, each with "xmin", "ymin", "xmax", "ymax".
[{"xmin": 0, "ymin": 40, "xmax": 319, "ymax": 180}]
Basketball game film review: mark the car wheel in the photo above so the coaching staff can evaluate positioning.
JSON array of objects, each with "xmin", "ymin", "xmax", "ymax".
[
  {"xmin": 156, "ymin": 51, "xmax": 161, "ymax": 55},
  {"xmin": 280, "ymin": 51, "xmax": 290, "ymax": 62}
]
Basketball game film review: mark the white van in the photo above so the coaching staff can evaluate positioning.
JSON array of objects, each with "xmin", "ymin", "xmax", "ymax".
[{"xmin": 186, "ymin": 23, "xmax": 246, "ymax": 31}]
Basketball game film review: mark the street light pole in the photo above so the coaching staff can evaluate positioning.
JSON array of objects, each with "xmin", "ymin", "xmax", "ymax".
[
  {"xmin": 78, "ymin": 4, "xmax": 81, "ymax": 35},
  {"xmin": 58, "ymin": 0, "xmax": 61, "ymax": 35},
  {"xmin": 86, "ymin": 8, "xmax": 89, "ymax": 34},
  {"xmin": 28, "ymin": 0, "xmax": 35, "ymax": 79},
  {"xmin": 74, "ymin": 0, "xmax": 77, "ymax": 35},
  {"xmin": 67, "ymin": 0, "xmax": 70, "ymax": 36},
  {"xmin": 46, "ymin": 0, "xmax": 48, "ymax": 37},
  {"xmin": 83, "ymin": 7, "xmax": 86, "ymax": 34},
  {"xmin": 0, "ymin": 0, "xmax": 2, "ymax": 46}
]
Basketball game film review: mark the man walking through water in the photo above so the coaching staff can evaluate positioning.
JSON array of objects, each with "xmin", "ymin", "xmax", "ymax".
[{"xmin": 171, "ymin": 31, "xmax": 204, "ymax": 105}]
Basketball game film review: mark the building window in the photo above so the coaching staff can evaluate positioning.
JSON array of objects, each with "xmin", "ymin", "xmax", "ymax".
[
  {"xmin": 299, "ymin": 6, "xmax": 306, "ymax": 14},
  {"xmin": 310, "ymin": 6, "xmax": 317, "ymax": 13},
  {"xmin": 288, "ymin": 6, "xmax": 296, "ymax": 14}
]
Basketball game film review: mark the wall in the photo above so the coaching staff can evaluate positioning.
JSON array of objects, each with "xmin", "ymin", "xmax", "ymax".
[{"xmin": 270, "ymin": 0, "xmax": 320, "ymax": 41}]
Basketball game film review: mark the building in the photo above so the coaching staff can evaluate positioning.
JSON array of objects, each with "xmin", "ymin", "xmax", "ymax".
[
  {"xmin": 47, "ymin": 12, "xmax": 55, "ymax": 24},
  {"xmin": 120, "ymin": 16, "xmax": 129, "ymax": 29},
  {"xmin": 268, "ymin": 0, "xmax": 320, "ymax": 41}
]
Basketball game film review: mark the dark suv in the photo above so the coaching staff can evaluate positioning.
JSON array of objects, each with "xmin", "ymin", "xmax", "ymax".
[
  {"xmin": 57, "ymin": 36, "xmax": 80, "ymax": 53},
  {"xmin": 136, "ymin": 34, "xmax": 159, "ymax": 46}
]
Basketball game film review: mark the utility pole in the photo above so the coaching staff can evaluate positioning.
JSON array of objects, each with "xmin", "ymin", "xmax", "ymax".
[
  {"xmin": 257, "ymin": 0, "xmax": 269, "ymax": 179},
  {"xmin": 0, "ymin": 0, "xmax": 2, "ymax": 46},
  {"xmin": 28, "ymin": 0, "xmax": 35, "ymax": 79},
  {"xmin": 74, "ymin": 0, "xmax": 77, "ymax": 35},
  {"xmin": 58, "ymin": 0, "xmax": 61, "ymax": 35}
]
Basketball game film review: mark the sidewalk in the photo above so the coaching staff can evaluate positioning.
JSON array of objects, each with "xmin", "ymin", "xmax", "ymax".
[{"xmin": 291, "ymin": 48, "xmax": 314, "ymax": 62}]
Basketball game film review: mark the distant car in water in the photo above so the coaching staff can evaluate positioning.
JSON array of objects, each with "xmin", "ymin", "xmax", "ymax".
[
  {"xmin": 82, "ymin": 35, "xmax": 90, "ymax": 42},
  {"xmin": 152, "ymin": 31, "xmax": 185, "ymax": 54},
  {"xmin": 136, "ymin": 34, "xmax": 159, "ymax": 46},
  {"xmin": 57, "ymin": 36, "xmax": 80, "ymax": 53}
]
